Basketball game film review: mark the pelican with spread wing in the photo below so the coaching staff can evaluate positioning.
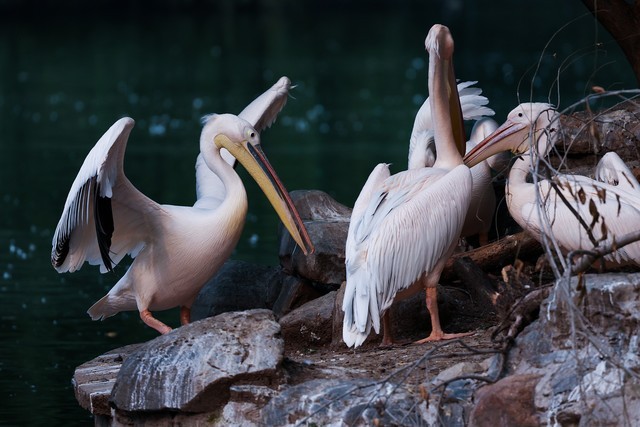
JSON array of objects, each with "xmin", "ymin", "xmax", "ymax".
[{"xmin": 51, "ymin": 77, "xmax": 314, "ymax": 334}]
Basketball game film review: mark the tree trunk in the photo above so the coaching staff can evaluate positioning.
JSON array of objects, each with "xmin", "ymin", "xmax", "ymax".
[{"xmin": 581, "ymin": 0, "xmax": 640, "ymax": 86}]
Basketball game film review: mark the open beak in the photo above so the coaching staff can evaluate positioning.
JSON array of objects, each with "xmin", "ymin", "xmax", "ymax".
[
  {"xmin": 214, "ymin": 134, "xmax": 314, "ymax": 255},
  {"xmin": 463, "ymin": 119, "xmax": 528, "ymax": 168}
]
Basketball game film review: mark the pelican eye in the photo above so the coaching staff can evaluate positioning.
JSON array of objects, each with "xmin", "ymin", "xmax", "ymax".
[{"xmin": 518, "ymin": 112, "xmax": 523, "ymax": 117}]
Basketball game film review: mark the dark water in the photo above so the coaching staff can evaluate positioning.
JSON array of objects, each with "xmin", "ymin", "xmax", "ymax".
[{"xmin": 0, "ymin": 1, "xmax": 635, "ymax": 425}]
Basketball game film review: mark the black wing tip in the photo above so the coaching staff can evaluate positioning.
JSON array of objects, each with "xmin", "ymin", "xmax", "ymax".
[
  {"xmin": 95, "ymin": 184, "xmax": 115, "ymax": 272},
  {"xmin": 51, "ymin": 238, "xmax": 69, "ymax": 269}
]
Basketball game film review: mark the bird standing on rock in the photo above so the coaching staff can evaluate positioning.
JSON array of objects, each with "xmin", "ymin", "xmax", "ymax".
[
  {"xmin": 342, "ymin": 24, "xmax": 475, "ymax": 348},
  {"xmin": 51, "ymin": 77, "xmax": 314, "ymax": 334}
]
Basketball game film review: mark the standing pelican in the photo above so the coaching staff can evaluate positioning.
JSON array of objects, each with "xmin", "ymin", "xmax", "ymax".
[
  {"xmin": 409, "ymin": 84, "xmax": 498, "ymax": 245},
  {"xmin": 464, "ymin": 103, "xmax": 640, "ymax": 267},
  {"xmin": 51, "ymin": 77, "xmax": 314, "ymax": 334},
  {"xmin": 342, "ymin": 24, "xmax": 473, "ymax": 347}
]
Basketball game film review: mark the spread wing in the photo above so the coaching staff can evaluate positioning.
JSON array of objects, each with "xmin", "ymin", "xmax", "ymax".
[{"xmin": 51, "ymin": 118, "xmax": 162, "ymax": 273}]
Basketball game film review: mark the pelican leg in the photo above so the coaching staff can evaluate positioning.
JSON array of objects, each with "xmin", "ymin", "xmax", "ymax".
[
  {"xmin": 140, "ymin": 309, "xmax": 172, "ymax": 334},
  {"xmin": 415, "ymin": 286, "xmax": 473, "ymax": 344},
  {"xmin": 380, "ymin": 311, "xmax": 396, "ymax": 347},
  {"xmin": 180, "ymin": 306, "xmax": 191, "ymax": 326}
]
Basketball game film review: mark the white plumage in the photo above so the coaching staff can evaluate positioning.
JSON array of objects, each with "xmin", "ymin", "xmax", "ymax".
[
  {"xmin": 51, "ymin": 77, "xmax": 313, "ymax": 334},
  {"xmin": 464, "ymin": 102, "xmax": 640, "ymax": 268},
  {"xmin": 343, "ymin": 24, "xmax": 474, "ymax": 347},
  {"xmin": 409, "ymin": 83, "xmax": 498, "ymax": 245}
]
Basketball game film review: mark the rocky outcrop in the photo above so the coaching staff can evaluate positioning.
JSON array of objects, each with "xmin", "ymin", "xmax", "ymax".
[
  {"xmin": 110, "ymin": 309, "xmax": 283, "ymax": 413},
  {"xmin": 72, "ymin": 190, "xmax": 640, "ymax": 426},
  {"xmin": 436, "ymin": 273, "xmax": 640, "ymax": 426}
]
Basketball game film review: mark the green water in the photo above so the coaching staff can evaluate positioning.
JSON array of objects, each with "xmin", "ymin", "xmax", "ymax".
[{"xmin": 0, "ymin": 1, "xmax": 635, "ymax": 425}]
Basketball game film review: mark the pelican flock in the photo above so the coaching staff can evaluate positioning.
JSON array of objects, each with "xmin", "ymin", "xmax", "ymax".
[
  {"xmin": 51, "ymin": 77, "xmax": 314, "ymax": 334},
  {"xmin": 49, "ymin": 22, "xmax": 638, "ymax": 353},
  {"xmin": 464, "ymin": 102, "xmax": 640, "ymax": 267},
  {"xmin": 342, "ymin": 24, "xmax": 474, "ymax": 347}
]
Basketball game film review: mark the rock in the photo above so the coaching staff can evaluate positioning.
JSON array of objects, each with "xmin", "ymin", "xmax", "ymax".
[
  {"xmin": 279, "ymin": 190, "xmax": 350, "ymax": 290},
  {"xmin": 191, "ymin": 260, "xmax": 283, "ymax": 321},
  {"xmin": 279, "ymin": 291, "xmax": 336, "ymax": 348},
  {"xmin": 451, "ymin": 273, "xmax": 640, "ymax": 426},
  {"xmin": 271, "ymin": 274, "xmax": 323, "ymax": 319},
  {"xmin": 110, "ymin": 309, "xmax": 283, "ymax": 413},
  {"xmin": 72, "ymin": 343, "xmax": 143, "ymax": 416},
  {"xmin": 469, "ymin": 374, "xmax": 541, "ymax": 427},
  {"xmin": 331, "ymin": 280, "xmax": 479, "ymax": 348},
  {"xmin": 558, "ymin": 104, "xmax": 640, "ymax": 159},
  {"xmin": 260, "ymin": 378, "xmax": 430, "ymax": 426},
  {"xmin": 552, "ymin": 105, "xmax": 640, "ymax": 177}
]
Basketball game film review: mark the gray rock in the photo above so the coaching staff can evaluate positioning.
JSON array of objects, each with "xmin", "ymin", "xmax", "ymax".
[
  {"xmin": 271, "ymin": 274, "xmax": 323, "ymax": 319},
  {"xmin": 72, "ymin": 343, "xmax": 143, "ymax": 416},
  {"xmin": 191, "ymin": 260, "xmax": 283, "ymax": 321},
  {"xmin": 443, "ymin": 273, "xmax": 640, "ymax": 427},
  {"xmin": 279, "ymin": 190, "xmax": 350, "ymax": 290},
  {"xmin": 110, "ymin": 309, "xmax": 283, "ymax": 413},
  {"xmin": 261, "ymin": 378, "xmax": 429, "ymax": 426}
]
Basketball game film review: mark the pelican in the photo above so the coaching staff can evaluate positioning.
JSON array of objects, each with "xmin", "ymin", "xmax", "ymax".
[
  {"xmin": 409, "ymin": 84, "xmax": 498, "ymax": 246},
  {"xmin": 342, "ymin": 24, "xmax": 473, "ymax": 347},
  {"xmin": 408, "ymin": 80, "xmax": 495, "ymax": 169},
  {"xmin": 595, "ymin": 151, "xmax": 640, "ymax": 191},
  {"xmin": 464, "ymin": 102, "xmax": 640, "ymax": 267},
  {"xmin": 51, "ymin": 77, "xmax": 314, "ymax": 334}
]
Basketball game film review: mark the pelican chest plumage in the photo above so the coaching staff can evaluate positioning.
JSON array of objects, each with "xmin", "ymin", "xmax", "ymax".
[{"xmin": 51, "ymin": 77, "xmax": 314, "ymax": 334}]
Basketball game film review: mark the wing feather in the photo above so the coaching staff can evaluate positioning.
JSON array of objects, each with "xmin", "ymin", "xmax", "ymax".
[
  {"xmin": 51, "ymin": 117, "xmax": 161, "ymax": 273},
  {"xmin": 595, "ymin": 152, "xmax": 640, "ymax": 192},
  {"xmin": 409, "ymin": 81, "xmax": 494, "ymax": 168},
  {"xmin": 525, "ymin": 175, "xmax": 640, "ymax": 265},
  {"xmin": 239, "ymin": 76, "xmax": 292, "ymax": 133},
  {"xmin": 343, "ymin": 165, "xmax": 472, "ymax": 346}
]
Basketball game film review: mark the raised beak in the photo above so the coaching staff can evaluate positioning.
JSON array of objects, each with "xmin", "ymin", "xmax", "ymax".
[
  {"xmin": 446, "ymin": 61, "xmax": 466, "ymax": 157},
  {"xmin": 463, "ymin": 119, "xmax": 527, "ymax": 167},
  {"xmin": 214, "ymin": 134, "xmax": 314, "ymax": 255}
]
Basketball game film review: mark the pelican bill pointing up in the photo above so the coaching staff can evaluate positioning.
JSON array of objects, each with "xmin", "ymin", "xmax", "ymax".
[
  {"xmin": 464, "ymin": 102, "xmax": 640, "ymax": 267},
  {"xmin": 409, "ymin": 84, "xmax": 499, "ymax": 245},
  {"xmin": 342, "ymin": 24, "xmax": 474, "ymax": 347},
  {"xmin": 51, "ymin": 77, "xmax": 314, "ymax": 334}
]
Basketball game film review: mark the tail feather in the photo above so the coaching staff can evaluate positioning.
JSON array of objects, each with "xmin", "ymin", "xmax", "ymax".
[
  {"xmin": 342, "ymin": 269, "xmax": 379, "ymax": 348},
  {"xmin": 87, "ymin": 295, "xmax": 118, "ymax": 321}
]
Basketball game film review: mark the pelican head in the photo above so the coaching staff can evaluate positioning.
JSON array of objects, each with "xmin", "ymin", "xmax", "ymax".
[
  {"xmin": 203, "ymin": 113, "xmax": 314, "ymax": 255},
  {"xmin": 425, "ymin": 24, "xmax": 465, "ymax": 157},
  {"xmin": 464, "ymin": 102, "xmax": 558, "ymax": 167}
]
